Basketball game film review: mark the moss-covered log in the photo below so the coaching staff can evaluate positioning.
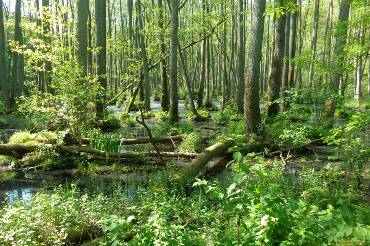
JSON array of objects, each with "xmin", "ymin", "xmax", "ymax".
[{"xmin": 0, "ymin": 143, "xmax": 198, "ymax": 160}]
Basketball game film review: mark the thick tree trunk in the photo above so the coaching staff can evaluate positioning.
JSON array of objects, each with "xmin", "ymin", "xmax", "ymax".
[
  {"xmin": 244, "ymin": 0, "xmax": 266, "ymax": 134},
  {"xmin": 95, "ymin": 0, "xmax": 107, "ymax": 117},
  {"xmin": 169, "ymin": 0, "xmax": 179, "ymax": 122},
  {"xmin": 75, "ymin": 0, "xmax": 88, "ymax": 75},
  {"xmin": 267, "ymin": 0, "xmax": 286, "ymax": 117},
  {"xmin": 175, "ymin": 141, "xmax": 232, "ymax": 183},
  {"xmin": 323, "ymin": 0, "xmax": 350, "ymax": 119}
]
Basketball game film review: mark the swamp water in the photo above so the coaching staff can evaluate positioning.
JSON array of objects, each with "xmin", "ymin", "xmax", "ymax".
[{"xmin": 0, "ymin": 171, "xmax": 148, "ymax": 206}]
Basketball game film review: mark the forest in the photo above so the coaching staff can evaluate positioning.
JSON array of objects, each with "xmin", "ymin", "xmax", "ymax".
[{"xmin": 0, "ymin": 0, "xmax": 369, "ymax": 245}]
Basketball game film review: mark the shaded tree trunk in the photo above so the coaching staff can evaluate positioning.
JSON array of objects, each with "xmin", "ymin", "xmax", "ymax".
[
  {"xmin": 169, "ymin": 0, "xmax": 179, "ymax": 122},
  {"xmin": 288, "ymin": 0, "xmax": 298, "ymax": 88},
  {"xmin": 95, "ymin": 0, "xmax": 107, "ymax": 117},
  {"xmin": 266, "ymin": 0, "xmax": 286, "ymax": 117},
  {"xmin": 236, "ymin": 0, "xmax": 246, "ymax": 113},
  {"xmin": 308, "ymin": 0, "xmax": 320, "ymax": 86},
  {"xmin": 158, "ymin": 0, "xmax": 169, "ymax": 111},
  {"xmin": 244, "ymin": 0, "xmax": 266, "ymax": 134},
  {"xmin": 323, "ymin": 0, "xmax": 350, "ymax": 119},
  {"xmin": 0, "ymin": 0, "xmax": 8, "ymax": 108},
  {"xmin": 75, "ymin": 0, "xmax": 88, "ymax": 76},
  {"xmin": 11, "ymin": 0, "xmax": 23, "ymax": 104}
]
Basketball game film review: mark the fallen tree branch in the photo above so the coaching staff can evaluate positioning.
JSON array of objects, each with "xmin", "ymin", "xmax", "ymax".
[
  {"xmin": 0, "ymin": 143, "xmax": 198, "ymax": 160},
  {"xmin": 265, "ymin": 139, "xmax": 323, "ymax": 157},
  {"xmin": 80, "ymin": 135, "xmax": 184, "ymax": 146}
]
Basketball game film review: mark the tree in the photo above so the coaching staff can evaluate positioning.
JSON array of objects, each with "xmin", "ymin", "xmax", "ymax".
[
  {"xmin": 244, "ymin": 0, "xmax": 266, "ymax": 134},
  {"xmin": 75, "ymin": 0, "xmax": 89, "ymax": 75},
  {"xmin": 308, "ymin": 0, "xmax": 320, "ymax": 86},
  {"xmin": 95, "ymin": 0, "xmax": 107, "ymax": 117},
  {"xmin": 288, "ymin": 0, "xmax": 298, "ymax": 88},
  {"xmin": 323, "ymin": 0, "xmax": 350, "ymax": 119},
  {"xmin": 158, "ymin": 0, "xmax": 169, "ymax": 112},
  {"xmin": 267, "ymin": 0, "xmax": 286, "ymax": 117},
  {"xmin": 0, "ymin": 0, "xmax": 8, "ymax": 108},
  {"xmin": 169, "ymin": 0, "xmax": 179, "ymax": 123},
  {"xmin": 236, "ymin": 0, "xmax": 246, "ymax": 114}
]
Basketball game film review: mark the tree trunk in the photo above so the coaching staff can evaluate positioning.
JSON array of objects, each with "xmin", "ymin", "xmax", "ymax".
[
  {"xmin": 323, "ymin": 0, "xmax": 350, "ymax": 119},
  {"xmin": 136, "ymin": 0, "xmax": 151, "ymax": 111},
  {"xmin": 95, "ymin": 0, "xmax": 107, "ymax": 117},
  {"xmin": 244, "ymin": 0, "xmax": 266, "ymax": 134},
  {"xmin": 158, "ymin": 0, "xmax": 169, "ymax": 112},
  {"xmin": 236, "ymin": 0, "xmax": 246, "ymax": 114},
  {"xmin": 75, "ymin": 0, "xmax": 88, "ymax": 76},
  {"xmin": 169, "ymin": 0, "xmax": 179, "ymax": 123},
  {"xmin": 266, "ymin": 0, "xmax": 286, "ymax": 117},
  {"xmin": 0, "ymin": 0, "xmax": 8, "ymax": 108},
  {"xmin": 308, "ymin": 0, "xmax": 320, "ymax": 86},
  {"xmin": 288, "ymin": 0, "xmax": 298, "ymax": 88}
]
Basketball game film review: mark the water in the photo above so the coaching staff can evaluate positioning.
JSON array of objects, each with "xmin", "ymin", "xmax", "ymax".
[{"xmin": 0, "ymin": 171, "xmax": 147, "ymax": 206}]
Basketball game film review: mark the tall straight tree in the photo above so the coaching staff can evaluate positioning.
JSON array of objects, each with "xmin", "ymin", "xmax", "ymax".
[
  {"xmin": 11, "ymin": 0, "xmax": 24, "ymax": 103},
  {"xmin": 75, "ymin": 0, "xmax": 89, "ymax": 75},
  {"xmin": 308, "ymin": 0, "xmax": 320, "ymax": 86},
  {"xmin": 267, "ymin": 0, "xmax": 286, "ymax": 117},
  {"xmin": 0, "ymin": 0, "xmax": 8, "ymax": 108},
  {"xmin": 244, "ymin": 0, "xmax": 266, "ymax": 134},
  {"xmin": 158, "ymin": 0, "xmax": 169, "ymax": 111},
  {"xmin": 236, "ymin": 0, "xmax": 246, "ymax": 113},
  {"xmin": 95, "ymin": 0, "xmax": 107, "ymax": 117},
  {"xmin": 169, "ymin": 0, "xmax": 179, "ymax": 122},
  {"xmin": 323, "ymin": 0, "xmax": 350, "ymax": 119},
  {"xmin": 288, "ymin": 0, "xmax": 298, "ymax": 88},
  {"xmin": 137, "ymin": 0, "xmax": 151, "ymax": 111}
]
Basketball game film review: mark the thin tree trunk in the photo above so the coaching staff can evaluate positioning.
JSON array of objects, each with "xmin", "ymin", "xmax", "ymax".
[
  {"xmin": 169, "ymin": 0, "xmax": 179, "ymax": 122},
  {"xmin": 0, "ymin": 0, "xmax": 8, "ymax": 108},
  {"xmin": 236, "ymin": 0, "xmax": 246, "ymax": 113},
  {"xmin": 95, "ymin": 0, "xmax": 107, "ymax": 117},
  {"xmin": 158, "ymin": 0, "xmax": 169, "ymax": 111},
  {"xmin": 288, "ymin": 0, "xmax": 297, "ymax": 88},
  {"xmin": 11, "ymin": 0, "xmax": 23, "ymax": 104},
  {"xmin": 308, "ymin": 0, "xmax": 320, "ymax": 86}
]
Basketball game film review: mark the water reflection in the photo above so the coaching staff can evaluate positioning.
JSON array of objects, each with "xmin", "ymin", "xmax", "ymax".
[{"xmin": 0, "ymin": 171, "xmax": 147, "ymax": 206}]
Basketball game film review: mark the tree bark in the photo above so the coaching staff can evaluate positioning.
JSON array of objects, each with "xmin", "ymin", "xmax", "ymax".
[
  {"xmin": 158, "ymin": 0, "xmax": 169, "ymax": 112},
  {"xmin": 266, "ymin": 0, "xmax": 286, "ymax": 117},
  {"xmin": 323, "ymin": 0, "xmax": 350, "ymax": 119},
  {"xmin": 308, "ymin": 0, "xmax": 320, "ymax": 86},
  {"xmin": 75, "ymin": 0, "xmax": 88, "ymax": 76},
  {"xmin": 244, "ymin": 0, "xmax": 266, "ymax": 134},
  {"xmin": 95, "ymin": 0, "xmax": 107, "ymax": 117},
  {"xmin": 236, "ymin": 0, "xmax": 246, "ymax": 114},
  {"xmin": 288, "ymin": 0, "xmax": 298, "ymax": 88},
  {"xmin": 169, "ymin": 0, "xmax": 179, "ymax": 122},
  {"xmin": 0, "ymin": 0, "xmax": 8, "ymax": 108}
]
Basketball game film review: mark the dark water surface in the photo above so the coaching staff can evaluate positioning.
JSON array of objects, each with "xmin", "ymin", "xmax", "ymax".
[{"xmin": 0, "ymin": 171, "xmax": 147, "ymax": 206}]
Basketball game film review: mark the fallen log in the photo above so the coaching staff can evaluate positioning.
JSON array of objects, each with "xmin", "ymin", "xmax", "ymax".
[
  {"xmin": 80, "ymin": 135, "xmax": 184, "ymax": 146},
  {"xmin": 175, "ymin": 140, "xmax": 232, "ymax": 183},
  {"xmin": 0, "ymin": 143, "xmax": 198, "ymax": 160},
  {"xmin": 265, "ymin": 139, "xmax": 324, "ymax": 157}
]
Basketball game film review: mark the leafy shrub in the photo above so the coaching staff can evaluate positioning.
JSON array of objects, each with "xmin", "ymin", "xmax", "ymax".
[
  {"xmin": 153, "ymin": 122, "xmax": 194, "ymax": 137},
  {"xmin": 187, "ymin": 108, "xmax": 210, "ymax": 121},
  {"xmin": 87, "ymin": 129, "xmax": 122, "ymax": 153},
  {"xmin": 8, "ymin": 131, "xmax": 61, "ymax": 145},
  {"xmin": 120, "ymin": 113, "xmax": 136, "ymax": 127},
  {"xmin": 179, "ymin": 132, "xmax": 203, "ymax": 153},
  {"xmin": 94, "ymin": 113, "xmax": 121, "ymax": 131},
  {"xmin": 155, "ymin": 111, "xmax": 169, "ymax": 122},
  {"xmin": 21, "ymin": 147, "xmax": 65, "ymax": 170},
  {"xmin": 215, "ymin": 105, "xmax": 243, "ymax": 125},
  {"xmin": 8, "ymin": 131, "xmax": 34, "ymax": 144}
]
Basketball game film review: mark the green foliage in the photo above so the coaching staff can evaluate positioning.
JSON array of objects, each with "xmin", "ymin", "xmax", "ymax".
[
  {"xmin": 179, "ymin": 132, "xmax": 203, "ymax": 153},
  {"xmin": 18, "ymin": 61, "xmax": 100, "ymax": 137},
  {"xmin": 153, "ymin": 121, "xmax": 194, "ymax": 137},
  {"xmin": 187, "ymin": 108, "xmax": 210, "ymax": 121},
  {"xmin": 8, "ymin": 131, "xmax": 62, "ymax": 145},
  {"xmin": 215, "ymin": 105, "xmax": 243, "ymax": 125},
  {"xmin": 87, "ymin": 129, "xmax": 122, "ymax": 153},
  {"xmin": 94, "ymin": 113, "xmax": 121, "ymax": 131},
  {"xmin": 21, "ymin": 146, "xmax": 66, "ymax": 170},
  {"xmin": 120, "ymin": 113, "xmax": 136, "ymax": 127},
  {"xmin": 154, "ymin": 111, "xmax": 169, "ymax": 122}
]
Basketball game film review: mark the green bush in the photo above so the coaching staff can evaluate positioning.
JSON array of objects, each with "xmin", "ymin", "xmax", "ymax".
[
  {"xmin": 95, "ymin": 113, "xmax": 121, "ymax": 131},
  {"xmin": 8, "ymin": 131, "xmax": 62, "ymax": 145},
  {"xmin": 179, "ymin": 132, "xmax": 203, "ymax": 153},
  {"xmin": 215, "ymin": 105, "xmax": 243, "ymax": 125}
]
